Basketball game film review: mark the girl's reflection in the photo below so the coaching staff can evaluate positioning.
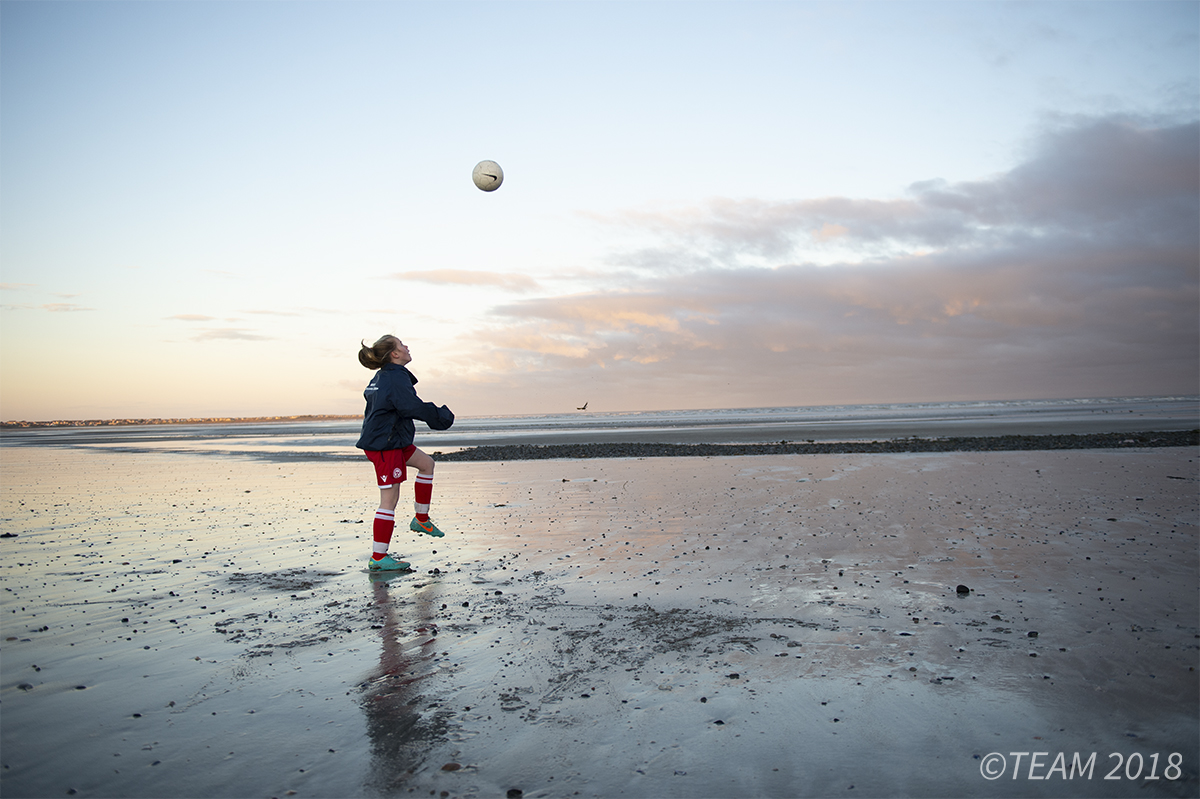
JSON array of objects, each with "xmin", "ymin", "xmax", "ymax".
[{"xmin": 361, "ymin": 574, "xmax": 448, "ymax": 791}]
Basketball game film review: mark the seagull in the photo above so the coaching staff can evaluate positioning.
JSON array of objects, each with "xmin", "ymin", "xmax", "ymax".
[{"xmin": 577, "ymin": 402, "xmax": 588, "ymax": 411}]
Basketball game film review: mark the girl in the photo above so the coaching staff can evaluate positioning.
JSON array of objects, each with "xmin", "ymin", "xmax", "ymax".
[{"xmin": 356, "ymin": 336, "xmax": 455, "ymax": 571}]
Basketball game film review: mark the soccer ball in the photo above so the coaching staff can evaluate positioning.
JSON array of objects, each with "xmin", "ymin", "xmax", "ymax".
[{"xmin": 472, "ymin": 160, "xmax": 504, "ymax": 192}]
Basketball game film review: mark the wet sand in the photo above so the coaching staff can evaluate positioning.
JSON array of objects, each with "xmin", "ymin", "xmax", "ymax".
[{"xmin": 1, "ymin": 445, "xmax": 1197, "ymax": 798}]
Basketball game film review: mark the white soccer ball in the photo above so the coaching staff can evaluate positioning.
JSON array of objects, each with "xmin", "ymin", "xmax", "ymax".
[{"xmin": 472, "ymin": 160, "xmax": 504, "ymax": 192}]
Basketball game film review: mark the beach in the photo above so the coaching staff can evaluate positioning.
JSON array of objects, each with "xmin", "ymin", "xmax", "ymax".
[{"xmin": 1, "ymin": 433, "xmax": 1197, "ymax": 797}]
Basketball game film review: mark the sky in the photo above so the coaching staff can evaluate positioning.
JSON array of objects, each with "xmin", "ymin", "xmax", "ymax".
[{"xmin": 1, "ymin": 0, "xmax": 1197, "ymax": 421}]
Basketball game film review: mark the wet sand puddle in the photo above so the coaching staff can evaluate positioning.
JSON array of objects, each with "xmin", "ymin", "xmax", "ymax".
[{"xmin": 1, "ymin": 447, "xmax": 1197, "ymax": 798}]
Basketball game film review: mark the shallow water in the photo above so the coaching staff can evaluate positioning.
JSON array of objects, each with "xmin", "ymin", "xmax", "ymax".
[{"xmin": 3, "ymin": 396, "xmax": 1197, "ymax": 459}]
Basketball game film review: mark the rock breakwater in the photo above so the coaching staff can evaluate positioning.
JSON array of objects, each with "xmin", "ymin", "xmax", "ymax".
[{"xmin": 437, "ymin": 430, "xmax": 1198, "ymax": 461}]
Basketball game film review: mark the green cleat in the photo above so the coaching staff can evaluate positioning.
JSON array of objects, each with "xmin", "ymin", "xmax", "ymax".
[
  {"xmin": 368, "ymin": 554, "xmax": 411, "ymax": 571},
  {"xmin": 410, "ymin": 517, "xmax": 445, "ymax": 538}
]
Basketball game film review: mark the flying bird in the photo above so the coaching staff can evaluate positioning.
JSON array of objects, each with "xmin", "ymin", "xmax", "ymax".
[{"xmin": 577, "ymin": 402, "xmax": 588, "ymax": 411}]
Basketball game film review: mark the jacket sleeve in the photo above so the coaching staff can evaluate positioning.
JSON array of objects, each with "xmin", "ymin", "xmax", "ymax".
[
  {"xmin": 428, "ymin": 404, "xmax": 455, "ymax": 430},
  {"xmin": 388, "ymin": 377, "xmax": 454, "ymax": 431}
]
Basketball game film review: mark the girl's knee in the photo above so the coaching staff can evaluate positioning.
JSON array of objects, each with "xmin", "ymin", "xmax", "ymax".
[{"xmin": 408, "ymin": 449, "xmax": 435, "ymax": 475}]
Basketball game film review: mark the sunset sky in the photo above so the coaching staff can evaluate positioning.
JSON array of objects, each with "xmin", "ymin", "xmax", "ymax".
[{"xmin": 2, "ymin": 1, "xmax": 1197, "ymax": 421}]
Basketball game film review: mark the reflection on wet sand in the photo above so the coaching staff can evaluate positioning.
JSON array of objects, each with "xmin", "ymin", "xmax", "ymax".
[
  {"xmin": 360, "ymin": 574, "xmax": 450, "ymax": 793},
  {"xmin": 1, "ymin": 445, "xmax": 1194, "ymax": 798}
]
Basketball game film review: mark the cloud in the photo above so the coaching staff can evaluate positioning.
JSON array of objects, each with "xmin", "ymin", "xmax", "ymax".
[
  {"xmin": 41, "ymin": 303, "xmax": 94, "ymax": 312},
  {"xmin": 443, "ymin": 115, "xmax": 1199, "ymax": 409},
  {"xmin": 168, "ymin": 314, "xmax": 217, "ymax": 322},
  {"xmin": 193, "ymin": 328, "xmax": 272, "ymax": 341},
  {"xmin": 912, "ymin": 116, "xmax": 1199, "ymax": 238},
  {"xmin": 0, "ymin": 290, "xmax": 94, "ymax": 313},
  {"xmin": 386, "ymin": 269, "xmax": 541, "ymax": 293},
  {"xmin": 600, "ymin": 116, "xmax": 1199, "ymax": 261}
]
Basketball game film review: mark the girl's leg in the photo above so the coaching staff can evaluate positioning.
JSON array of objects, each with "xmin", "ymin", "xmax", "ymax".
[
  {"xmin": 406, "ymin": 448, "xmax": 444, "ymax": 536},
  {"xmin": 372, "ymin": 485, "xmax": 400, "ymax": 561},
  {"xmin": 407, "ymin": 448, "xmax": 434, "ymax": 521},
  {"xmin": 379, "ymin": 484, "xmax": 401, "ymax": 512}
]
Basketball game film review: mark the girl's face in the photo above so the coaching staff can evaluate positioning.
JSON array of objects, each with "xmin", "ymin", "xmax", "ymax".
[{"xmin": 389, "ymin": 340, "xmax": 412, "ymax": 366}]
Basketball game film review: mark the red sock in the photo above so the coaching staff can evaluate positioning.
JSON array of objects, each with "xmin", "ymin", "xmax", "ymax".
[
  {"xmin": 414, "ymin": 474, "xmax": 434, "ymax": 522},
  {"xmin": 372, "ymin": 508, "xmax": 395, "ymax": 560}
]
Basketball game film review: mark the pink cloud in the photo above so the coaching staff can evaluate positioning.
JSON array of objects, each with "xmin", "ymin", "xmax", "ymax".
[
  {"xmin": 193, "ymin": 328, "xmax": 272, "ymax": 341},
  {"xmin": 41, "ymin": 303, "xmax": 94, "ymax": 312},
  {"xmin": 386, "ymin": 269, "xmax": 540, "ymax": 293}
]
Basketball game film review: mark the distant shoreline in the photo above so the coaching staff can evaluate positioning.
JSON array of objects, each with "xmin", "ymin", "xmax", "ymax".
[{"xmin": 0, "ymin": 415, "xmax": 360, "ymax": 430}]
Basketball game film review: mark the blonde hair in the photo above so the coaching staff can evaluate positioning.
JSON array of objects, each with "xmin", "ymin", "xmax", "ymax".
[{"xmin": 359, "ymin": 335, "xmax": 399, "ymax": 370}]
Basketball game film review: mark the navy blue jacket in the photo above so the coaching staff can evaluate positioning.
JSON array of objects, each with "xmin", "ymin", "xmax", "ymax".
[{"xmin": 356, "ymin": 363, "xmax": 454, "ymax": 451}]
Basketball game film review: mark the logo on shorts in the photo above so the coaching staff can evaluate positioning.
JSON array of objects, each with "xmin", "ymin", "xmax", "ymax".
[{"xmin": 393, "ymin": 468, "xmax": 403, "ymax": 479}]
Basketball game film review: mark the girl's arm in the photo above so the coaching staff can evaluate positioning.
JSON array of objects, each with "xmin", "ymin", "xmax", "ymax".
[{"xmin": 390, "ymin": 378, "xmax": 454, "ymax": 430}]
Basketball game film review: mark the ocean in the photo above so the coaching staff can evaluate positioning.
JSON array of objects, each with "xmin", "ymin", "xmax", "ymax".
[{"xmin": 2, "ymin": 396, "xmax": 1196, "ymax": 460}]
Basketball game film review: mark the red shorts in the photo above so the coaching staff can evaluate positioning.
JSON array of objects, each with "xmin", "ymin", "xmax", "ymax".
[{"xmin": 364, "ymin": 445, "xmax": 417, "ymax": 488}]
